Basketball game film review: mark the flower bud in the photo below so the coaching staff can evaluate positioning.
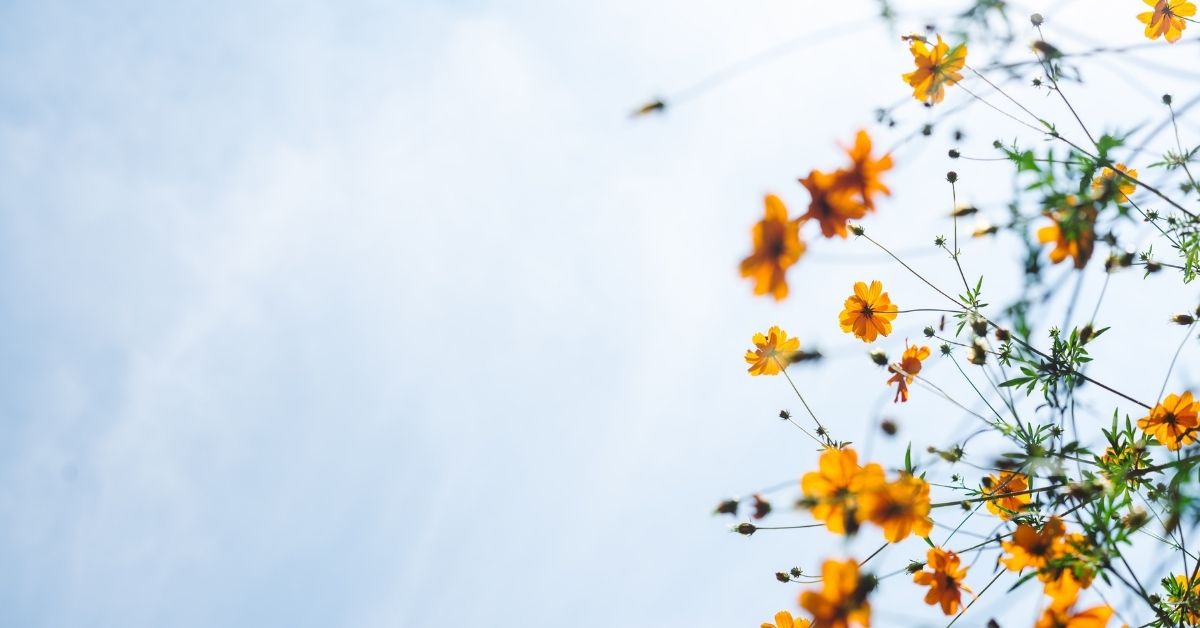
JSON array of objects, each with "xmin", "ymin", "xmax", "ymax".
[
  {"xmin": 1171, "ymin": 313, "xmax": 1195, "ymax": 326},
  {"xmin": 946, "ymin": 171, "xmax": 958, "ymax": 183},
  {"xmin": 714, "ymin": 499, "xmax": 739, "ymax": 516},
  {"xmin": 776, "ymin": 572, "xmax": 791, "ymax": 583},
  {"xmin": 994, "ymin": 328, "xmax": 1011, "ymax": 342},
  {"xmin": 734, "ymin": 522, "xmax": 756, "ymax": 536},
  {"xmin": 1030, "ymin": 13, "xmax": 1044, "ymax": 26},
  {"xmin": 869, "ymin": 349, "xmax": 889, "ymax": 366},
  {"xmin": 967, "ymin": 339, "xmax": 988, "ymax": 365}
]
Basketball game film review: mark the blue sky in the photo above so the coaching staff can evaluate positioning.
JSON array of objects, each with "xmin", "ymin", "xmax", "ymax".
[{"xmin": 1, "ymin": 1, "xmax": 1199, "ymax": 626}]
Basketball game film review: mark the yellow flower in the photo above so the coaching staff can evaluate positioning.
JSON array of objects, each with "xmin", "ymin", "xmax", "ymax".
[
  {"xmin": 887, "ymin": 343, "xmax": 931, "ymax": 403},
  {"xmin": 1090, "ymin": 163, "xmax": 1138, "ymax": 204},
  {"xmin": 1169, "ymin": 575, "xmax": 1200, "ymax": 624},
  {"xmin": 838, "ymin": 281, "xmax": 898, "ymax": 343},
  {"xmin": 745, "ymin": 326, "xmax": 801, "ymax": 376},
  {"xmin": 1138, "ymin": 0, "xmax": 1196, "ymax": 42},
  {"xmin": 834, "ymin": 130, "xmax": 893, "ymax": 211},
  {"xmin": 902, "ymin": 34, "xmax": 967, "ymax": 104},
  {"xmin": 1001, "ymin": 517, "xmax": 1067, "ymax": 573},
  {"xmin": 981, "ymin": 471, "xmax": 1031, "ymax": 519},
  {"xmin": 859, "ymin": 473, "xmax": 933, "ymax": 542},
  {"xmin": 912, "ymin": 547, "xmax": 971, "ymax": 615},
  {"xmin": 741, "ymin": 194, "xmax": 806, "ymax": 300},
  {"xmin": 799, "ymin": 169, "xmax": 866, "ymax": 239},
  {"xmin": 1137, "ymin": 391, "xmax": 1199, "ymax": 450},
  {"xmin": 801, "ymin": 447, "xmax": 884, "ymax": 534},
  {"xmin": 760, "ymin": 610, "xmax": 811, "ymax": 628},
  {"xmin": 799, "ymin": 559, "xmax": 872, "ymax": 628},
  {"xmin": 1036, "ymin": 197, "xmax": 1096, "ymax": 269}
]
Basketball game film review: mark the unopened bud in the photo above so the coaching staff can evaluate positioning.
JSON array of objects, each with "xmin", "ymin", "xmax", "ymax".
[
  {"xmin": 776, "ymin": 572, "xmax": 791, "ymax": 583},
  {"xmin": 869, "ymin": 349, "xmax": 889, "ymax": 366},
  {"xmin": 948, "ymin": 149, "xmax": 961, "ymax": 159},
  {"xmin": 734, "ymin": 522, "xmax": 756, "ymax": 536},
  {"xmin": 946, "ymin": 171, "xmax": 958, "ymax": 183},
  {"xmin": 1171, "ymin": 313, "xmax": 1195, "ymax": 326},
  {"xmin": 714, "ymin": 499, "xmax": 739, "ymax": 516},
  {"xmin": 849, "ymin": 224, "xmax": 865, "ymax": 236},
  {"xmin": 1031, "ymin": 13, "xmax": 1044, "ymax": 26},
  {"xmin": 968, "ymin": 339, "xmax": 988, "ymax": 365},
  {"xmin": 994, "ymin": 328, "xmax": 1011, "ymax": 342},
  {"xmin": 951, "ymin": 205, "xmax": 978, "ymax": 218},
  {"xmin": 880, "ymin": 419, "xmax": 898, "ymax": 436},
  {"xmin": 1163, "ymin": 94, "xmax": 1174, "ymax": 106},
  {"xmin": 752, "ymin": 494, "xmax": 772, "ymax": 520},
  {"xmin": 970, "ymin": 316, "xmax": 989, "ymax": 336}
]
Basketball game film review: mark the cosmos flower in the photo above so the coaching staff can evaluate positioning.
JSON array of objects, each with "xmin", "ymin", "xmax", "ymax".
[
  {"xmin": 912, "ymin": 547, "xmax": 971, "ymax": 615},
  {"xmin": 902, "ymin": 34, "xmax": 967, "ymax": 104},
  {"xmin": 981, "ymin": 471, "xmax": 1032, "ymax": 519},
  {"xmin": 745, "ymin": 326, "xmax": 801, "ymax": 376},
  {"xmin": 1137, "ymin": 391, "xmax": 1199, "ymax": 450},
  {"xmin": 1138, "ymin": 0, "xmax": 1196, "ymax": 42},
  {"xmin": 741, "ymin": 194, "xmax": 805, "ymax": 300},
  {"xmin": 887, "ymin": 343, "xmax": 931, "ymax": 402},
  {"xmin": 838, "ymin": 281, "xmax": 898, "ymax": 343},
  {"xmin": 798, "ymin": 559, "xmax": 872, "ymax": 628}
]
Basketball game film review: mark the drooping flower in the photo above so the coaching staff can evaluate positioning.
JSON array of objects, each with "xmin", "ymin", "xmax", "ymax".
[
  {"xmin": 1138, "ymin": 0, "xmax": 1196, "ymax": 43},
  {"xmin": 1001, "ymin": 517, "xmax": 1068, "ymax": 573},
  {"xmin": 1137, "ymin": 391, "xmax": 1199, "ymax": 450},
  {"xmin": 912, "ymin": 547, "xmax": 971, "ymax": 615},
  {"xmin": 887, "ymin": 343, "xmax": 931, "ymax": 402},
  {"xmin": 799, "ymin": 559, "xmax": 872, "ymax": 628},
  {"xmin": 741, "ymin": 194, "xmax": 805, "ymax": 300},
  {"xmin": 1090, "ymin": 163, "xmax": 1138, "ymax": 204},
  {"xmin": 838, "ymin": 281, "xmax": 898, "ymax": 343},
  {"xmin": 835, "ymin": 130, "xmax": 894, "ymax": 210},
  {"xmin": 801, "ymin": 447, "xmax": 884, "ymax": 534},
  {"xmin": 799, "ymin": 169, "xmax": 866, "ymax": 239},
  {"xmin": 981, "ymin": 471, "xmax": 1031, "ymax": 519},
  {"xmin": 760, "ymin": 610, "xmax": 812, "ymax": 628},
  {"xmin": 902, "ymin": 34, "xmax": 968, "ymax": 104},
  {"xmin": 745, "ymin": 326, "xmax": 801, "ymax": 376},
  {"xmin": 859, "ymin": 473, "xmax": 933, "ymax": 542},
  {"xmin": 1036, "ymin": 196, "xmax": 1097, "ymax": 269}
]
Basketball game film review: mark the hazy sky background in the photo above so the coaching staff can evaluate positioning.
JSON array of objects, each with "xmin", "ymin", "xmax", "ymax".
[{"xmin": 1, "ymin": 0, "xmax": 1199, "ymax": 626}]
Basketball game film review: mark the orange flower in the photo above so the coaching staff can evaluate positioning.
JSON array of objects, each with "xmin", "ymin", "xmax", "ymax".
[
  {"xmin": 745, "ymin": 326, "xmax": 801, "ymax": 376},
  {"xmin": 1169, "ymin": 575, "xmax": 1200, "ymax": 624},
  {"xmin": 982, "ymin": 471, "xmax": 1031, "ymax": 519},
  {"xmin": 912, "ymin": 547, "xmax": 971, "ymax": 615},
  {"xmin": 741, "ymin": 194, "xmax": 805, "ymax": 300},
  {"xmin": 859, "ymin": 474, "xmax": 933, "ymax": 542},
  {"xmin": 799, "ymin": 559, "xmax": 872, "ymax": 628},
  {"xmin": 1036, "ymin": 197, "xmax": 1096, "ymax": 269},
  {"xmin": 1001, "ymin": 517, "xmax": 1068, "ymax": 573},
  {"xmin": 761, "ymin": 610, "xmax": 811, "ymax": 628},
  {"xmin": 902, "ymin": 34, "xmax": 967, "ymax": 104},
  {"xmin": 801, "ymin": 447, "xmax": 884, "ymax": 534},
  {"xmin": 1137, "ymin": 391, "xmax": 1199, "ymax": 450},
  {"xmin": 1034, "ymin": 597, "xmax": 1113, "ymax": 628},
  {"xmin": 887, "ymin": 343, "xmax": 931, "ymax": 403},
  {"xmin": 1138, "ymin": 0, "xmax": 1196, "ymax": 42},
  {"xmin": 1090, "ymin": 163, "xmax": 1138, "ymax": 204},
  {"xmin": 838, "ymin": 281, "xmax": 898, "ymax": 343},
  {"xmin": 799, "ymin": 169, "xmax": 866, "ymax": 239},
  {"xmin": 835, "ymin": 130, "xmax": 893, "ymax": 211}
]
